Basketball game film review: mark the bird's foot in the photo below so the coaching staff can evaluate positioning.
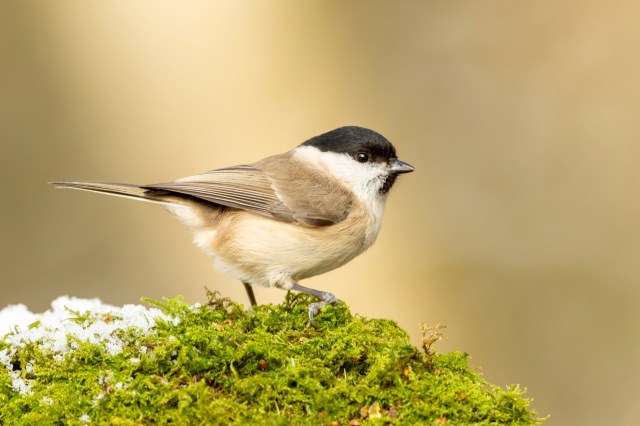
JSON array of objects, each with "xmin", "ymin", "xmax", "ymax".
[
  {"xmin": 288, "ymin": 282, "xmax": 341, "ymax": 326},
  {"xmin": 308, "ymin": 292, "xmax": 341, "ymax": 326}
]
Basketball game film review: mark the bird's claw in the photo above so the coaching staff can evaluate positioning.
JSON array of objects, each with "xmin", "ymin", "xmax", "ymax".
[{"xmin": 308, "ymin": 294, "xmax": 341, "ymax": 326}]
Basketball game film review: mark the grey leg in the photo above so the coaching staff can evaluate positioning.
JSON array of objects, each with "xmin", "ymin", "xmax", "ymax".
[
  {"xmin": 242, "ymin": 281, "xmax": 257, "ymax": 307},
  {"xmin": 290, "ymin": 282, "xmax": 341, "ymax": 325}
]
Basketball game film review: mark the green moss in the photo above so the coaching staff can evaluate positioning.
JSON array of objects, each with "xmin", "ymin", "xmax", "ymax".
[{"xmin": 0, "ymin": 292, "xmax": 543, "ymax": 425}]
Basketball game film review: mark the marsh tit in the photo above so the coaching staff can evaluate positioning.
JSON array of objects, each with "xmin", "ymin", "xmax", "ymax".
[{"xmin": 51, "ymin": 126, "xmax": 414, "ymax": 323}]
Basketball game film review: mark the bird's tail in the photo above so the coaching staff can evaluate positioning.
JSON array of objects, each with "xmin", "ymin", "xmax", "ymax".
[{"xmin": 49, "ymin": 181, "xmax": 183, "ymax": 206}]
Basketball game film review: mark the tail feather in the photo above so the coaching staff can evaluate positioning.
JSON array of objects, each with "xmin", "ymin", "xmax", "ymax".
[{"xmin": 49, "ymin": 181, "xmax": 182, "ymax": 205}]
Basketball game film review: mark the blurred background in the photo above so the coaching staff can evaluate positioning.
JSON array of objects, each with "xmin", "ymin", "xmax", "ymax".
[{"xmin": 2, "ymin": 1, "xmax": 639, "ymax": 424}]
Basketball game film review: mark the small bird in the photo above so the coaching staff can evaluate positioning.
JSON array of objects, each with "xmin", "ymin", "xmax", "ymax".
[{"xmin": 51, "ymin": 126, "xmax": 414, "ymax": 323}]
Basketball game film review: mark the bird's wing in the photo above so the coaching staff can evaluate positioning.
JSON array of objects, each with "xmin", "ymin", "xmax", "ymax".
[{"xmin": 144, "ymin": 155, "xmax": 352, "ymax": 226}]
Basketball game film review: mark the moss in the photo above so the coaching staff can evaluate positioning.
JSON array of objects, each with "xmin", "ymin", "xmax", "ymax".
[{"xmin": 0, "ymin": 292, "xmax": 543, "ymax": 425}]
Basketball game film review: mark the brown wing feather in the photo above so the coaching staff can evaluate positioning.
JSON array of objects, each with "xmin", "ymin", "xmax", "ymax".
[
  {"xmin": 256, "ymin": 156, "xmax": 353, "ymax": 226},
  {"xmin": 144, "ymin": 154, "xmax": 353, "ymax": 226}
]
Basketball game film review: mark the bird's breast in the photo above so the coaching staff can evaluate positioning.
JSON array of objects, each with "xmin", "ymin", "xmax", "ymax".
[{"xmin": 193, "ymin": 199, "xmax": 385, "ymax": 287}]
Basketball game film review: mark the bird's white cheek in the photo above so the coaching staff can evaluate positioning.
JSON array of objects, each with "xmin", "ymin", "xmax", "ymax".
[
  {"xmin": 324, "ymin": 158, "xmax": 386, "ymax": 197},
  {"xmin": 293, "ymin": 147, "xmax": 387, "ymax": 198}
]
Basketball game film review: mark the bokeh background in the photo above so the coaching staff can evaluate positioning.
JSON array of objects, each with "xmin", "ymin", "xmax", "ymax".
[{"xmin": 2, "ymin": 1, "xmax": 639, "ymax": 424}]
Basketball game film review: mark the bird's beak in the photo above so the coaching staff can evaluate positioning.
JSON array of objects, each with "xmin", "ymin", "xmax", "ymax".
[{"xmin": 390, "ymin": 159, "xmax": 415, "ymax": 174}]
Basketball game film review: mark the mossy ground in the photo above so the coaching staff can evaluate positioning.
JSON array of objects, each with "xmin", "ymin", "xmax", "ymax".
[{"xmin": 0, "ymin": 292, "xmax": 543, "ymax": 425}]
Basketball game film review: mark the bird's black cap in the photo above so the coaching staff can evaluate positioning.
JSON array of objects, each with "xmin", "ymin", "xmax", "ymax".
[{"xmin": 301, "ymin": 126, "xmax": 398, "ymax": 162}]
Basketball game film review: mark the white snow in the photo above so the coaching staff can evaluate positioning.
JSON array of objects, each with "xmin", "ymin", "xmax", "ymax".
[
  {"xmin": 0, "ymin": 296, "xmax": 176, "ymax": 355},
  {"xmin": 0, "ymin": 296, "xmax": 178, "ymax": 394}
]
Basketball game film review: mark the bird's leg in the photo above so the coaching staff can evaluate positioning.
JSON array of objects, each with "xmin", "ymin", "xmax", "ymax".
[
  {"xmin": 289, "ymin": 282, "xmax": 341, "ymax": 325},
  {"xmin": 242, "ymin": 281, "xmax": 257, "ymax": 307}
]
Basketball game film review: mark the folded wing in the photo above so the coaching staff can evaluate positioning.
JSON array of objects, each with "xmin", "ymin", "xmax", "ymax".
[{"xmin": 144, "ymin": 155, "xmax": 352, "ymax": 227}]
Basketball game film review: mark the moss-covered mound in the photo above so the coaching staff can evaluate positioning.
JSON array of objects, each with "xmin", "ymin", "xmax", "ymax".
[{"xmin": 0, "ymin": 292, "xmax": 542, "ymax": 425}]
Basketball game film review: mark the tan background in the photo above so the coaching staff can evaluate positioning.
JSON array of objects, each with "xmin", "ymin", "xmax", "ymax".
[{"xmin": 2, "ymin": 1, "xmax": 639, "ymax": 424}]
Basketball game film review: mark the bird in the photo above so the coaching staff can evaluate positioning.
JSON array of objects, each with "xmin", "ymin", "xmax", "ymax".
[{"xmin": 51, "ymin": 126, "xmax": 414, "ymax": 323}]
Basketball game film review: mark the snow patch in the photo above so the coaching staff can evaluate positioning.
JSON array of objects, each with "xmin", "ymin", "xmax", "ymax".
[{"xmin": 0, "ymin": 296, "xmax": 178, "ymax": 394}]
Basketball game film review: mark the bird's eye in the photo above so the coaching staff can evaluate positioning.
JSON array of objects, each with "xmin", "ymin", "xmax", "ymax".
[{"xmin": 355, "ymin": 152, "xmax": 370, "ymax": 163}]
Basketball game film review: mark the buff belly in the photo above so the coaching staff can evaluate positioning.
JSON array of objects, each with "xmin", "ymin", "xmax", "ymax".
[{"xmin": 167, "ymin": 199, "xmax": 383, "ymax": 289}]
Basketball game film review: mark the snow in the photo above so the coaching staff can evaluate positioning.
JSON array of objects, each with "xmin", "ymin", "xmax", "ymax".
[
  {"xmin": 0, "ymin": 296, "xmax": 178, "ymax": 394},
  {"xmin": 0, "ymin": 296, "xmax": 175, "ymax": 355}
]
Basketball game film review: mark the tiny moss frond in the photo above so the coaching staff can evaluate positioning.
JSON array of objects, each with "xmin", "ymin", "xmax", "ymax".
[
  {"xmin": 0, "ymin": 293, "xmax": 544, "ymax": 425},
  {"xmin": 63, "ymin": 306, "xmax": 95, "ymax": 326},
  {"xmin": 420, "ymin": 323, "xmax": 447, "ymax": 369}
]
